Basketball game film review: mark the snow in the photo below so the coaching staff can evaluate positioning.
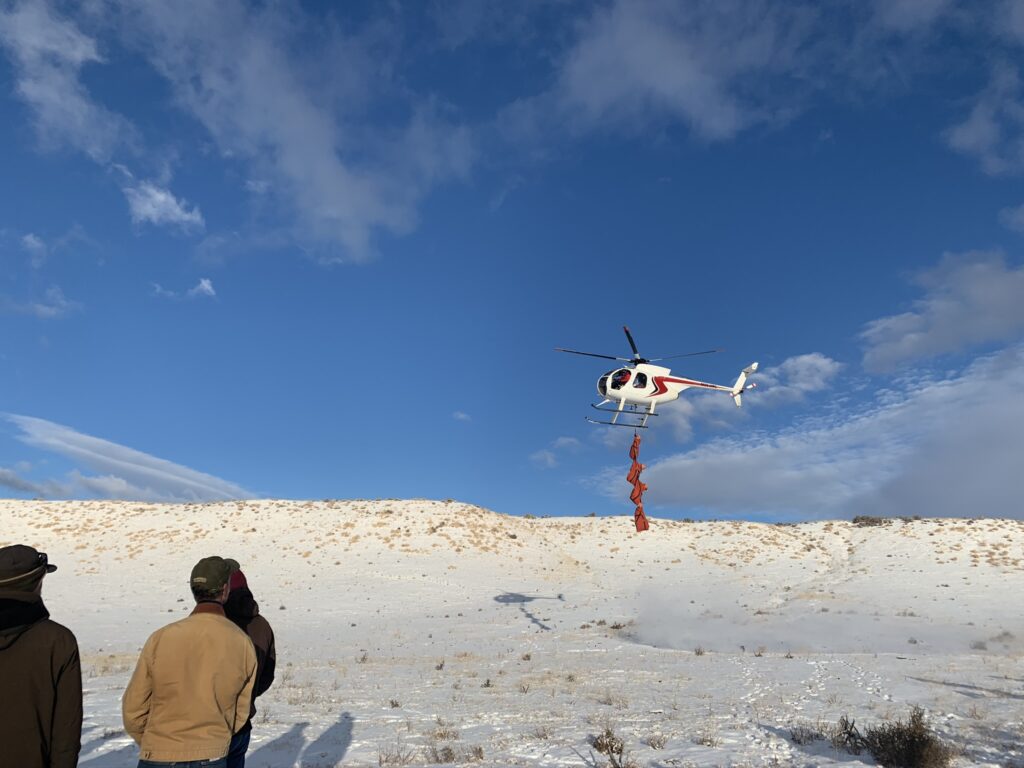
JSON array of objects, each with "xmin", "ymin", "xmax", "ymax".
[{"xmin": 2, "ymin": 499, "xmax": 1022, "ymax": 767}]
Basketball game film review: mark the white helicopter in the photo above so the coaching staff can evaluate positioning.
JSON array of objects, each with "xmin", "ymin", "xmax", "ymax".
[{"xmin": 557, "ymin": 326, "xmax": 758, "ymax": 428}]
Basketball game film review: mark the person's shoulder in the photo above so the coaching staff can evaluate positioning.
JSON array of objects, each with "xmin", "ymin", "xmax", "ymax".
[
  {"xmin": 34, "ymin": 618, "xmax": 79, "ymax": 649},
  {"xmin": 208, "ymin": 613, "xmax": 255, "ymax": 642},
  {"xmin": 249, "ymin": 613, "xmax": 273, "ymax": 635}
]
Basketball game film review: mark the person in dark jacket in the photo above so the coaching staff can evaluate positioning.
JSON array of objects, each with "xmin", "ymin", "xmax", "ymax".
[
  {"xmin": 223, "ymin": 560, "xmax": 276, "ymax": 768},
  {"xmin": 0, "ymin": 544, "xmax": 82, "ymax": 768}
]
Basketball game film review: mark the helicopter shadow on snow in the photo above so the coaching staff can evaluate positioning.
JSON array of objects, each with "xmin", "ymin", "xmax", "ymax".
[{"xmin": 493, "ymin": 592, "xmax": 565, "ymax": 631}]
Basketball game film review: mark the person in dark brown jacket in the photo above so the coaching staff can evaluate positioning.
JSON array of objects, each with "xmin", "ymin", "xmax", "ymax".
[
  {"xmin": 0, "ymin": 544, "xmax": 82, "ymax": 768},
  {"xmin": 223, "ymin": 561, "xmax": 276, "ymax": 768}
]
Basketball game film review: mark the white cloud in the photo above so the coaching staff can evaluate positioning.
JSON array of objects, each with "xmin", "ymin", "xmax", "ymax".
[
  {"xmin": 0, "ymin": 466, "xmax": 61, "ymax": 496},
  {"xmin": 621, "ymin": 347, "xmax": 1024, "ymax": 520},
  {"xmin": 659, "ymin": 353, "xmax": 840, "ymax": 442},
  {"xmin": 452, "ymin": 411, "xmax": 472, "ymax": 422},
  {"xmin": 113, "ymin": 1, "xmax": 475, "ymax": 260},
  {"xmin": 531, "ymin": 435, "xmax": 584, "ymax": 468},
  {"xmin": 999, "ymin": 202, "xmax": 1024, "ymax": 232},
  {"xmin": 543, "ymin": 0, "xmax": 806, "ymax": 141},
  {"xmin": 552, "ymin": 436, "xmax": 582, "ymax": 451},
  {"xmin": 4, "ymin": 413, "xmax": 253, "ymax": 502},
  {"xmin": 20, "ymin": 232, "xmax": 47, "ymax": 267},
  {"xmin": 2, "ymin": 285, "xmax": 81, "ymax": 318},
  {"xmin": 0, "ymin": 0, "xmax": 133, "ymax": 160},
  {"xmin": 529, "ymin": 449, "xmax": 558, "ymax": 469},
  {"xmin": 860, "ymin": 250, "xmax": 1024, "ymax": 371},
  {"xmin": 1000, "ymin": 0, "xmax": 1024, "ymax": 43},
  {"xmin": 500, "ymin": 0, "xmax": 923, "ymax": 148},
  {"xmin": 752, "ymin": 353, "xmax": 844, "ymax": 406},
  {"xmin": 30, "ymin": 285, "xmax": 78, "ymax": 318},
  {"xmin": 123, "ymin": 180, "xmax": 205, "ymax": 231},
  {"xmin": 947, "ymin": 62, "xmax": 1024, "ymax": 175},
  {"xmin": 152, "ymin": 278, "xmax": 216, "ymax": 300},
  {"xmin": 186, "ymin": 278, "xmax": 215, "ymax": 298},
  {"xmin": 873, "ymin": 0, "xmax": 953, "ymax": 32}
]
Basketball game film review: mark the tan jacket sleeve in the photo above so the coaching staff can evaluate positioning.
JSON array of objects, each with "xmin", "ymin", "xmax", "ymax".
[
  {"xmin": 232, "ymin": 639, "xmax": 258, "ymax": 734},
  {"xmin": 122, "ymin": 635, "xmax": 156, "ymax": 744}
]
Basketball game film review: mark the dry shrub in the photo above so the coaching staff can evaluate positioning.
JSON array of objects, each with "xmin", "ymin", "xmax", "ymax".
[
  {"xmin": 646, "ymin": 732, "xmax": 667, "ymax": 749},
  {"xmin": 377, "ymin": 737, "xmax": 416, "ymax": 766},
  {"xmin": 864, "ymin": 707, "xmax": 956, "ymax": 768},
  {"xmin": 590, "ymin": 727, "xmax": 638, "ymax": 768},
  {"xmin": 792, "ymin": 708, "xmax": 955, "ymax": 768},
  {"xmin": 852, "ymin": 515, "xmax": 888, "ymax": 527}
]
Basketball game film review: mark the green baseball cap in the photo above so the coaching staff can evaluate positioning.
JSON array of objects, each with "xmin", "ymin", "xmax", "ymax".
[
  {"xmin": 223, "ymin": 558, "xmax": 241, "ymax": 573},
  {"xmin": 190, "ymin": 556, "xmax": 231, "ymax": 591}
]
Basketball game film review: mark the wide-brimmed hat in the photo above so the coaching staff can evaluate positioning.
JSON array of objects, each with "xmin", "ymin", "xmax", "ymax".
[{"xmin": 0, "ymin": 544, "xmax": 57, "ymax": 588}]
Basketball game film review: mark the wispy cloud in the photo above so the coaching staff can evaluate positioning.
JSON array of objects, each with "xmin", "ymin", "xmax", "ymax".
[
  {"xmin": 452, "ymin": 411, "xmax": 472, "ymax": 422},
  {"xmin": 504, "ymin": 0, "xmax": 808, "ymax": 143},
  {"xmin": 531, "ymin": 435, "xmax": 582, "ymax": 468},
  {"xmin": 947, "ymin": 62, "xmax": 1024, "ymax": 175},
  {"xmin": 609, "ymin": 347, "xmax": 1024, "ymax": 520},
  {"xmin": 999, "ymin": 202, "xmax": 1024, "ymax": 232},
  {"xmin": 20, "ymin": 232, "xmax": 47, "ymax": 267},
  {"xmin": 114, "ymin": 1, "xmax": 475, "ymax": 260},
  {"xmin": 872, "ymin": 0, "xmax": 953, "ymax": 32},
  {"xmin": 0, "ymin": 0, "xmax": 134, "ymax": 160},
  {"xmin": 0, "ymin": 466, "xmax": 60, "ymax": 496},
  {"xmin": 860, "ymin": 250, "xmax": 1024, "ymax": 371},
  {"xmin": 152, "ymin": 278, "xmax": 217, "ymax": 301},
  {"xmin": 529, "ymin": 449, "xmax": 558, "ymax": 469},
  {"xmin": 123, "ymin": 180, "xmax": 205, "ymax": 231},
  {"xmin": 659, "ymin": 353, "xmax": 840, "ymax": 442},
  {"xmin": 186, "ymin": 278, "xmax": 215, "ymax": 298},
  {"xmin": 3, "ymin": 414, "xmax": 253, "ymax": 502},
  {"xmin": 498, "ymin": 0, "xmax": 943, "ymax": 149},
  {"xmin": 1, "ymin": 285, "xmax": 81, "ymax": 318}
]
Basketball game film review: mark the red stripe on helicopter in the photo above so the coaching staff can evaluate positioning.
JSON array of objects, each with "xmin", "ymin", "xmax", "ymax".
[{"xmin": 649, "ymin": 376, "xmax": 721, "ymax": 397}]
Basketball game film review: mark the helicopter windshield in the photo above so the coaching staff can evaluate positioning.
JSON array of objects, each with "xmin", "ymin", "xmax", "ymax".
[
  {"xmin": 597, "ymin": 370, "xmax": 615, "ymax": 397},
  {"xmin": 609, "ymin": 369, "xmax": 632, "ymax": 390}
]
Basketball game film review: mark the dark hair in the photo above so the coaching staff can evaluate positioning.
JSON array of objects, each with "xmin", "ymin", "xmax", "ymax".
[{"xmin": 191, "ymin": 585, "xmax": 223, "ymax": 602}]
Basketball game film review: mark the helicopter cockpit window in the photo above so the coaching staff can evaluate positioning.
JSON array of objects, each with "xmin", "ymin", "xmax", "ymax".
[
  {"xmin": 633, "ymin": 372, "xmax": 648, "ymax": 388},
  {"xmin": 610, "ymin": 369, "xmax": 632, "ymax": 390}
]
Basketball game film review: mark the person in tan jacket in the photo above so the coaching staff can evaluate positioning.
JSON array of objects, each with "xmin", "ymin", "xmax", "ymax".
[{"xmin": 123, "ymin": 556, "xmax": 257, "ymax": 768}]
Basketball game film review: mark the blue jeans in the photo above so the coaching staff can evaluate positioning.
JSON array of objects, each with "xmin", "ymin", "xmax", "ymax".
[
  {"xmin": 227, "ymin": 723, "xmax": 252, "ymax": 768},
  {"xmin": 138, "ymin": 760, "xmax": 226, "ymax": 768}
]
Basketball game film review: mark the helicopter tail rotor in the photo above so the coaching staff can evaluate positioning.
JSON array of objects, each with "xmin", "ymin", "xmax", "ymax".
[{"xmin": 730, "ymin": 362, "xmax": 759, "ymax": 407}]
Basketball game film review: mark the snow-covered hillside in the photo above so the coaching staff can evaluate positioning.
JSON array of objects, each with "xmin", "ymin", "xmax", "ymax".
[{"xmin": 3, "ymin": 499, "xmax": 1022, "ymax": 767}]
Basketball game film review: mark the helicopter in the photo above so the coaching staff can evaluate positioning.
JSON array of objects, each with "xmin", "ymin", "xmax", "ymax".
[{"xmin": 557, "ymin": 326, "xmax": 758, "ymax": 428}]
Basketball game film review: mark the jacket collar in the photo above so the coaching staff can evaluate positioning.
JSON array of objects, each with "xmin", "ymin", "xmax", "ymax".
[
  {"xmin": 191, "ymin": 601, "xmax": 227, "ymax": 617},
  {"xmin": 0, "ymin": 597, "xmax": 48, "ymax": 650}
]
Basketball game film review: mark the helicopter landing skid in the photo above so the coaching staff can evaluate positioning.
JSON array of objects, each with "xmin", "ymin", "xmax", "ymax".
[
  {"xmin": 586, "ymin": 417, "xmax": 649, "ymax": 428},
  {"xmin": 590, "ymin": 403, "xmax": 659, "ymax": 416}
]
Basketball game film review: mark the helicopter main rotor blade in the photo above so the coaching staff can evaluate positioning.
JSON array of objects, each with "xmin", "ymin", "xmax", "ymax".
[
  {"xmin": 555, "ymin": 348, "xmax": 632, "ymax": 362},
  {"xmin": 623, "ymin": 325, "xmax": 641, "ymax": 359},
  {"xmin": 649, "ymin": 348, "xmax": 723, "ymax": 362}
]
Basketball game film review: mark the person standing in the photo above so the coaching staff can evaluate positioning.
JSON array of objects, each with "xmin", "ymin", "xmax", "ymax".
[
  {"xmin": 223, "ymin": 560, "xmax": 276, "ymax": 768},
  {"xmin": 0, "ymin": 544, "xmax": 82, "ymax": 768},
  {"xmin": 123, "ymin": 556, "xmax": 257, "ymax": 768}
]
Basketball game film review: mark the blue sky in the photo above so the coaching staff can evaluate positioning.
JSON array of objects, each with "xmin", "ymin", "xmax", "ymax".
[{"xmin": 2, "ymin": 0, "xmax": 1024, "ymax": 520}]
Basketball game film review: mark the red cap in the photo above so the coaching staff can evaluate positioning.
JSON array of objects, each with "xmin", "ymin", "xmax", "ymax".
[{"xmin": 229, "ymin": 569, "xmax": 248, "ymax": 590}]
